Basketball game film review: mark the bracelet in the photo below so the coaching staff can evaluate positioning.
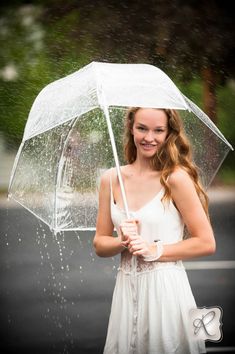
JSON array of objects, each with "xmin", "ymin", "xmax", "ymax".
[{"xmin": 143, "ymin": 240, "xmax": 164, "ymax": 262}]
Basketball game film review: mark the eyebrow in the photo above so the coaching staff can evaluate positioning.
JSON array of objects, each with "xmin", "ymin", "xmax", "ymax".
[{"xmin": 137, "ymin": 123, "xmax": 167, "ymax": 128}]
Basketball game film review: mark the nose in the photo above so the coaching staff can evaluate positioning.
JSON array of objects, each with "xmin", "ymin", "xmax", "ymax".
[{"xmin": 144, "ymin": 130, "xmax": 155, "ymax": 142}]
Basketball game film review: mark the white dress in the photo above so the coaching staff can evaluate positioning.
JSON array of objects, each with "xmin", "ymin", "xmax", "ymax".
[{"xmin": 103, "ymin": 185, "xmax": 206, "ymax": 354}]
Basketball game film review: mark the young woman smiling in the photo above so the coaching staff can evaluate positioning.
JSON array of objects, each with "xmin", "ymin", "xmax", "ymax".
[{"xmin": 93, "ymin": 107, "xmax": 215, "ymax": 354}]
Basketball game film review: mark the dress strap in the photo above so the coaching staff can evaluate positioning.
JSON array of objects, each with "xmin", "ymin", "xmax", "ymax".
[{"xmin": 109, "ymin": 169, "xmax": 115, "ymax": 204}]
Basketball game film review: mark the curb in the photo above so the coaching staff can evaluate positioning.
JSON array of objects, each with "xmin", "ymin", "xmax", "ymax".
[{"xmin": 0, "ymin": 187, "xmax": 235, "ymax": 209}]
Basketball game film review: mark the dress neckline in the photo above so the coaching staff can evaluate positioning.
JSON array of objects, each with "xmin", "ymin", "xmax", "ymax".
[{"xmin": 111, "ymin": 187, "xmax": 164, "ymax": 214}]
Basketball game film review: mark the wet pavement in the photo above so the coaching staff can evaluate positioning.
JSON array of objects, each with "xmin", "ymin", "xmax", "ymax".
[{"xmin": 0, "ymin": 187, "xmax": 235, "ymax": 354}]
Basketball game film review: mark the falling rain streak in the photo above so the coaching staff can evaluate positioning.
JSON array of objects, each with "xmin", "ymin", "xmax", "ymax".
[
  {"xmin": 35, "ymin": 221, "xmax": 82, "ymax": 352},
  {"xmin": 0, "ymin": 193, "xmax": 119, "ymax": 353}
]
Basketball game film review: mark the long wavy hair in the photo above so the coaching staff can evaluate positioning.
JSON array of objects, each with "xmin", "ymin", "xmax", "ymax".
[{"xmin": 123, "ymin": 107, "xmax": 209, "ymax": 217}]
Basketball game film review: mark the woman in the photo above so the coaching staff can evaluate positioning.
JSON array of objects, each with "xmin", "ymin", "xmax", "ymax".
[{"xmin": 93, "ymin": 107, "xmax": 215, "ymax": 354}]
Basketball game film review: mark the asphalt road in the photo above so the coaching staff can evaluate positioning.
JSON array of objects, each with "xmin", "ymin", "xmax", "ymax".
[{"xmin": 0, "ymin": 191, "xmax": 234, "ymax": 354}]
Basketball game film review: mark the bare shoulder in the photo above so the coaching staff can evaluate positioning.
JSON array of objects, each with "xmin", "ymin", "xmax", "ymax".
[
  {"xmin": 168, "ymin": 167, "xmax": 192, "ymax": 184},
  {"xmin": 100, "ymin": 165, "xmax": 132, "ymax": 188},
  {"xmin": 100, "ymin": 168, "xmax": 112, "ymax": 183},
  {"xmin": 100, "ymin": 167, "xmax": 121, "ymax": 190},
  {"xmin": 168, "ymin": 167, "xmax": 194, "ymax": 192}
]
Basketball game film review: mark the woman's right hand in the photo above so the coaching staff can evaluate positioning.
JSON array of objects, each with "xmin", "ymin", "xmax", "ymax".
[{"xmin": 120, "ymin": 219, "xmax": 139, "ymax": 248}]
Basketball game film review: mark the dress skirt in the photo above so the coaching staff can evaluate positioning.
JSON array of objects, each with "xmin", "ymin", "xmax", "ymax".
[{"xmin": 103, "ymin": 264, "xmax": 206, "ymax": 354}]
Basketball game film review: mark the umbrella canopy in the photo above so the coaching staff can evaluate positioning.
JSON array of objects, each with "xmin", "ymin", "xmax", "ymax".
[{"xmin": 8, "ymin": 62, "xmax": 233, "ymax": 232}]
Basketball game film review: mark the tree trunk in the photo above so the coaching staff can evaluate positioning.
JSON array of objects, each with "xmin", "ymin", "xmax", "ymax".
[
  {"xmin": 202, "ymin": 66, "xmax": 220, "ymax": 186},
  {"xmin": 202, "ymin": 66, "xmax": 217, "ymax": 124}
]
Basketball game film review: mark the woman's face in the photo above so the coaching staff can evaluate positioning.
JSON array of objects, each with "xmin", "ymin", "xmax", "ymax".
[{"xmin": 132, "ymin": 108, "xmax": 168, "ymax": 158}]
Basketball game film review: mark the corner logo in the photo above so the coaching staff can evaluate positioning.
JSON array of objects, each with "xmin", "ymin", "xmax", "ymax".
[{"xmin": 189, "ymin": 306, "xmax": 223, "ymax": 342}]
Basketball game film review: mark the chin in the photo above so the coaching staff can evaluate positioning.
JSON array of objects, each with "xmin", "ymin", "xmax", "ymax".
[
  {"xmin": 137, "ymin": 146, "xmax": 159, "ymax": 158},
  {"xmin": 142, "ymin": 151, "xmax": 157, "ymax": 158}
]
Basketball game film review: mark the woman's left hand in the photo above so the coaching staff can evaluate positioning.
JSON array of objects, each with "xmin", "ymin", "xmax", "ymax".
[{"xmin": 128, "ymin": 235, "xmax": 155, "ymax": 257}]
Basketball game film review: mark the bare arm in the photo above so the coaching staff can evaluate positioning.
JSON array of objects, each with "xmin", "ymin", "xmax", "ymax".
[
  {"xmin": 158, "ymin": 168, "xmax": 216, "ymax": 261},
  {"xmin": 128, "ymin": 168, "xmax": 216, "ymax": 261},
  {"xmin": 93, "ymin": 170, "xmax": 125, "ymax": 257}
]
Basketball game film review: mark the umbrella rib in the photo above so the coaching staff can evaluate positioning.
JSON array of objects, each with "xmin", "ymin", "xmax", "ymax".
[
  {"xmin": 54, "ymin": 118, "xmax": 78, "ymax": 231},
  {"xmin": 206, "ymin": 148, "xmax": 231, "ymax": 189},
  {"xmin": 8, "ymin": 141, "xmax": 24, "ymax": 195}
]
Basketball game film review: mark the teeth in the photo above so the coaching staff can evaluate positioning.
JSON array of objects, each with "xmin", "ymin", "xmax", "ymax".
[{"xmin": 142, "ymin": 144, "xmax": 156, "ymax": 147}]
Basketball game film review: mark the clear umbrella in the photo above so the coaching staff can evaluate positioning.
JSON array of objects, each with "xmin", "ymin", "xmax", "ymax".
[{"xmin": 8, "ymin": 62, "xmax": 233, "ymax": 233}]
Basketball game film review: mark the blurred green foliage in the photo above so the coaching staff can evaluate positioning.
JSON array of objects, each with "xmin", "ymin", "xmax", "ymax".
[
  {"xmin": 177, "ymin": 78, "xmax": 235, "ymax": 183},
  {"xmin": 0, "ymin": 4, "xmax": 91, "ymax": 147},
  {"xmin": 0, "ymin": 2, "xmax": 234, "ymax": 184},
  {"xmin": 216, "ymin": 82, "xmax": 235, "ymax": 183}
]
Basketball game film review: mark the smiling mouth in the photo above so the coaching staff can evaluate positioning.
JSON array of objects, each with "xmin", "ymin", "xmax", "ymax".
[{"xmin": 141, "ymin": 143, "xmax": 157, "ymax": 149}]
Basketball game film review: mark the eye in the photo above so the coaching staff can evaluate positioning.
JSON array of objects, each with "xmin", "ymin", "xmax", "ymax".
[
  {"xmin": 137, "ymin": 126, "xmax": 146, "ymax": 131},
  {"xmin": 155, "ymin": 129, "xmax": 164, "ymax": 133}
]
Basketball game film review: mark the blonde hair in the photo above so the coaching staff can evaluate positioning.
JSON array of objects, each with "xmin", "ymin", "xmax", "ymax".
[{"xmin": 124, "ymin": 107, "xmax": 209, "ymax": 216}]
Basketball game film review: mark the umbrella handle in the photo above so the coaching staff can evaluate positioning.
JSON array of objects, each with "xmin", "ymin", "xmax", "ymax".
[{"xmin": 102, "ymin": 105, "xmax": 130, "ymax": 220}]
